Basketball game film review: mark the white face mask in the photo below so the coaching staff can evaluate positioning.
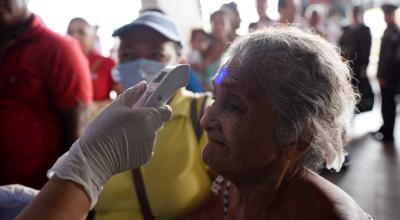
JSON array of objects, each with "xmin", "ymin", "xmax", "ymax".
[{"xmin": 112, "ymin": 59, "xmax": 166, "ymax": 90}]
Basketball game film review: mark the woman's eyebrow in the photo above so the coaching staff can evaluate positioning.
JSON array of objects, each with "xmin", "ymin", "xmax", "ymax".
[
  {"xmin": 213, "ymin": 76, "xmax": 250, "ymax": 99},
  {"xmin": 148, "ymin": 45, "xmax": 163, "ymax": 50},
  {"xmin": 120, "ymin": 44, "xmax": 135, "ymax": 50},
  {"xmin": 220, "ymin": 81, "xmax": 238, "ymax": 90},
  {"xmin": 220, "ymin": 81, "xmax": 251, "ymax": 98}
]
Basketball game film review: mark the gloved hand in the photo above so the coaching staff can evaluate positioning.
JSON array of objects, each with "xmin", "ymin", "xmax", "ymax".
[
  {"xmin": 0, "ymin": 184, "xmax": 39, "ymax": 220},
  {"xmin": 48, "ymin": 81, "xmax": 172, "ymax": 209}
]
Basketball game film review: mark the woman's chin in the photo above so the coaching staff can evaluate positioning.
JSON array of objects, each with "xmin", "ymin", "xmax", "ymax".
[
  {"xmin": 202, "ymin": 143, "xmax": 213, "ymax": 167},
  {"xmin": 202, "ymin": 141, "xmax": 229, "ymax": 172}
]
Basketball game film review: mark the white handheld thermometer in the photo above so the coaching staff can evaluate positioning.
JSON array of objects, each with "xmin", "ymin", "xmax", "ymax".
[{"xmin": 135, "ymin": 64, "xmax": 190, "ymax": 107}]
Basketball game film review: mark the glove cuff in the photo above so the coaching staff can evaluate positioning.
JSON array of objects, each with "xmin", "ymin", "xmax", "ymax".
[{"xmin": 47, "ymin": 141, "xmax": 106, "ymax": 209}]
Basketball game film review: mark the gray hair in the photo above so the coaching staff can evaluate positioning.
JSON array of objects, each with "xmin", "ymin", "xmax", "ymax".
[{"xmin": 222, "ymin": 27, "xmax": 357, "ymax": 171}]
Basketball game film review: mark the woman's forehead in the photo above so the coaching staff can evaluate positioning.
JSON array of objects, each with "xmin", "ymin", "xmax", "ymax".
[
  {"xmin": 213, "ymin": 64, "xmax": 277, "ymax": 120},
  {"xmin": 213, "ymin": 64, "xmax": 253, "ymax": 97},
  {"xmin": 214, "ymin": 66, "xmax": 228, "ymax": 86},
  {"xmin": 216, "ymin": 57, "xmax": 250, "ymax": 82}
]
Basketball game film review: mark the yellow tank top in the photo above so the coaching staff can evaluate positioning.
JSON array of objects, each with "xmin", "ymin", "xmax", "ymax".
[{"xmin": 95, "ymin": 89, "xmax": 211, "ymax": 220}]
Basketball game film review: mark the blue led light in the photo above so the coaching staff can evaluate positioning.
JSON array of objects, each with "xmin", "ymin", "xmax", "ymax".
[{"xmin": 215, "ymin": 66, "xmax": 228, "ymax": 85}]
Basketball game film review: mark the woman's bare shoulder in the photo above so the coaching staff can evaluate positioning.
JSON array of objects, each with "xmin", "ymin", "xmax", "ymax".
[
  {"xmin": 293, "ymin": 170, "xmax": 371, "ymax": 220},
  {"xmin": 273, "ymin": 170, "xmax": 370, "ymax": 219}
]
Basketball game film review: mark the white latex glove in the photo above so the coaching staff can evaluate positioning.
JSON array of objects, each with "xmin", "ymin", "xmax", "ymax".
[
  {"xmin": 48, "ymin": 81, "xmax": 172, "ymax": 209},
  {"xmin": 0, "ymin": 184, "xmax": 39, "ymax": 220}
]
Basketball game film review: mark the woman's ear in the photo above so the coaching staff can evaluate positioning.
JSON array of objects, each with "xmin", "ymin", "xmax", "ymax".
[{"xmin": 281, "ymin": 139, "xmax": 311, "ymax": 161}]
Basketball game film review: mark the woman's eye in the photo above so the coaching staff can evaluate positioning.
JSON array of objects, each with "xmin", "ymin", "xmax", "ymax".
[
  {"xmin": 223, "ymin": 97, "xmax": 246, "ymax": 114},
  {"xmin": 224, "ymin": 102, "xmax": 239, "ymax": 111},
  {"xmin": 149, "ymin": 52, "xmax": 164, "ymax": 61}
]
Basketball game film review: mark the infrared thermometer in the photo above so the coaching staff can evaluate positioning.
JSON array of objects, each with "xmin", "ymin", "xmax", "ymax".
[{"xmin": 135, "ymin": 64, "xmax": 190, "ymax": 107}]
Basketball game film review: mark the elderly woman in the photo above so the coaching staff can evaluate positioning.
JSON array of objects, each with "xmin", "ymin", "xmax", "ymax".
[
  {"xmin": 190, "ymin": 27, "xmax": 369, "ymax": 219},
  {"xmin": 11, "ymin": 27, "xmax": 370, "ymax": 220}
]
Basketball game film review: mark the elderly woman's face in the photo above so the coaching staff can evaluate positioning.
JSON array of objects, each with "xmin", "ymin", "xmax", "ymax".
[{"xmin": 200, "ymin": 63, "xmax": 281, "ymax": 177}]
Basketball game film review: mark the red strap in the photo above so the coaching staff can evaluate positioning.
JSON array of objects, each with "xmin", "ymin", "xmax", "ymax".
[{"xmin": 90, "ymin": 57, "xmax": 103, "ymax": 73}]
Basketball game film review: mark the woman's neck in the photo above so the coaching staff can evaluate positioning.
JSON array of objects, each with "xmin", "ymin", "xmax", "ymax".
[{"xmin": 230, "ymin": 164, "xmax": 306, "ymax": 217}]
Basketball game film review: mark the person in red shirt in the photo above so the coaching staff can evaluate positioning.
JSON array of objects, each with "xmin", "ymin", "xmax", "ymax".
[
  {"xmin": 0, "ymin": 0, "xmax": 93, "ymax": 189},
  {"xmin": 67, "ymin": 17, "xmax": 123, "ymax": 115}
]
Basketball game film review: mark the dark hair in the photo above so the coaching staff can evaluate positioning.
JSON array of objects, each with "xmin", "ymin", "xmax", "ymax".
[
  {"xmin": 67, "ymin": 17, "xmax": 91, "ymax": 35},
  {"xmin": 381, "ymin": 4, "xmax": 398, "ymax": 14},
  {"xmin": 352, "ymin": 6, "xmax": 362, "ymax": 16},
  {"xmin": 68, "ymin": 17, "xmax": 89, "ymax": 27},
  {"xmin": 278, "ymin": 0, "xmax": 288, "ymax": 10},
  {"xmin": 140, "ymin": 8, "xmax": 166, "ymax": 14},
  {"xmin": 210, "ymin": 9, "xmax": 227, "ymax": 22},
  {"xmin": 190, "ymin": 29, "xmax": 209, "ymax": 42},
  {"xmin": 221, "ymin": 2, "xmax": 239, "ymax": 14}
]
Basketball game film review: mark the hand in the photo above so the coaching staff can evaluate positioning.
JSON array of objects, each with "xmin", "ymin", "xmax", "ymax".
[
  {"xmin": 0, "ymin": 184, "xmax": 39, "ymax": 219},
  {"xmin": 48, "ymin": 81, "xmax": 172, "ymax": 208}
]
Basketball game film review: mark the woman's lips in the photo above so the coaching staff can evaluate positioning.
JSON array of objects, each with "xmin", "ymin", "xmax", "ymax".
[{"xmin": 208, "ymin": 137, "xmax": 226, "ymax": 146}]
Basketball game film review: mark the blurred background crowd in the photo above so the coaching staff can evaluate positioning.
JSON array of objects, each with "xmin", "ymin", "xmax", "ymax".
[{"xmin": 23, "ymin": 0, "xmax": 400, "ymax": 97}]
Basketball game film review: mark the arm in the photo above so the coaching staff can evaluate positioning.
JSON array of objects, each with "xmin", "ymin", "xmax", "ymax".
[
  {"xmin": 48, "ymin": 37, "xmax": 93, "ymax": 150},
  {"xmin": 16, "ymin": 176, "xmax": 90, "ymax": 220},
  {"xmin": 59, "ymin": 105, "xmax": 90, "ymax": 151},
  {"xmin": 377, "ymin": 30, "xmax": 391, "ymax": 81},
  {"xmin": 15, "ymin": 82, "xmax": 172, "ymax": 219},
  {"xmin": 359, "ymin": 27, "xmax": 372, "ymax": 70}
]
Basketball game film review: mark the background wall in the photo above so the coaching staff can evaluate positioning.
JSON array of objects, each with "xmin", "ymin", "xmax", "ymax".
[{"xmin": 28, "ymin": 0, "xmax": 142, "ymax": 56}]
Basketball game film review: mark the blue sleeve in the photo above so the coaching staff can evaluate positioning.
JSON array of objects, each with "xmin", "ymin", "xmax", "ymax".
[{"xmin": 186, "ymin": 69, "xmax": 203, "ymax": 93}]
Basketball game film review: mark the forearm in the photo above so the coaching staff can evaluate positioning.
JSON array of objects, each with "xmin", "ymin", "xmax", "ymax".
[
  {"xmin": 377, "ymin": 39, "xmax": 390, "ymax": 79},
  {"xmin": 60, "ymin": 106, "xmax": 90, "ymax": 151},
  {"xmin": 16, "ymin": 176, "xmax": 90, "ymax": 220},
  {"xmin": 377, "ymin": 52, "xmax": 388, "ymax": 79},
  {"xmin": 364, "ymin": 32, "xmax": 372, "ymax": 65},
  {"xmin": 359, "ymin": 48, "xmax": 371, "ymax": 68}
]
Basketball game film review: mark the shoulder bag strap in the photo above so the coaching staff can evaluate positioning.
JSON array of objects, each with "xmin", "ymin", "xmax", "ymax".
[
  {"xmin": 190, "ymin": 94, "xmax": 210, "ymax": 141},
  {"xmin": 132, "ymin": 168, "xmax": 154, "ymax": 220},
  {"xmin": 131, "ymin": 93, "xmax": 210, "ymax": 220}
]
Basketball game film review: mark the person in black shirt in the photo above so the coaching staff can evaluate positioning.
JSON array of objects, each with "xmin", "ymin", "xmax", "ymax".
[
  {"xmin": 373, "ymin": 4, "xmax": 400, "ymax": 143},
  {"xmin": 339, "ymin": 6, "xmax": 373, "ymax": 113}
]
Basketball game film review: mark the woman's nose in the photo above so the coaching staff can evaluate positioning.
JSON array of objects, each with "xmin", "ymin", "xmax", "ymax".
[{"xmin": 200, "ymin": 104, "xmax": 218, "ymax": 131}]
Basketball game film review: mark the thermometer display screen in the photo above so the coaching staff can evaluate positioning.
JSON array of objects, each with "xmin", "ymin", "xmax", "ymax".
[{"xmin": 154, "ymin": 71, "xmax": 167, "ymax": 83}]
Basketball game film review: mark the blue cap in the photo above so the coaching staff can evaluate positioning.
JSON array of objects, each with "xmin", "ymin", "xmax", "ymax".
[{"xmin": 113, "ymin": 12, "xmax": 183, "ymax": 48}]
